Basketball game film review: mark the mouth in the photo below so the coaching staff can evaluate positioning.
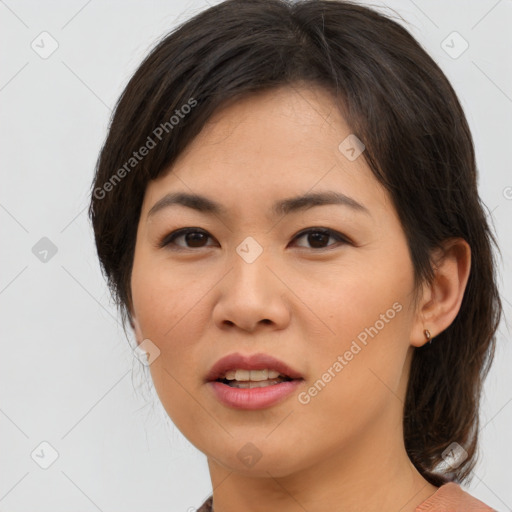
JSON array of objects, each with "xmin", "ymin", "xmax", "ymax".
[
  {"xmin": 206, "ymin": 352, "xmax": 304, "ymax": 387},
  {"xmin": 215, "ymin": 369, "xmax": 297, "ymax": 388},
  {"xmin": 206, "ymin": 353, "xmax": 305, "ymax": 410}
]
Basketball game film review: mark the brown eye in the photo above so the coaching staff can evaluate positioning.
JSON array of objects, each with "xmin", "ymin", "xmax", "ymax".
[
  {"xmin": 158, "ymin": 227, "xmax": 350, "ymax": 251},
  {"xmin": 183, "ymin": 231, "xmax": 209, "ymax": 247},
  {"xmin": 159, "ymin": 228, "xmax": 216, "ymax": 249},
  {"xmin": 292, "ymin": 228, "xmax": 349, "ymax": 250}
]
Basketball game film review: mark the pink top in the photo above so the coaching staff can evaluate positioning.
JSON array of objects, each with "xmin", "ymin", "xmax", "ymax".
[
  {"xmin": 415, "ymin": 482, "xmax": 495, "ymax": 511},
  {"xmin": 196, "ymin": 482, "xmax": 496, "ymax": 511}
]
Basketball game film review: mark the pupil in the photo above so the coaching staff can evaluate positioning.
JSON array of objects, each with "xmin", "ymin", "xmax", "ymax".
[
  {"xmin": 309, "ymin": 232, "xmax": 328, "ymax": 248},
  {"xmin": 186, "ymin": 232, "xmax": 207, "ymax": 247}
]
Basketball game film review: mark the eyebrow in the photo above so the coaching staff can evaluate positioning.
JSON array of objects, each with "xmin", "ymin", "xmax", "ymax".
[{"xmin": 147, "ymin": 190, "xmax": 370, "ymax": 219}]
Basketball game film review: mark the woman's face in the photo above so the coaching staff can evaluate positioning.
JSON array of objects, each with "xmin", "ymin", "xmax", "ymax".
[{"xmin": 130, "ymin": 85, "xmax": 424, "ymax": 477}]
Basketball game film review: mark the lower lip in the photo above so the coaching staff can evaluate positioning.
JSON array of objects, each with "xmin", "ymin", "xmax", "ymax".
[{"xmin": 208, "ymin": 380, "xmax": 303, "ymax": 410}]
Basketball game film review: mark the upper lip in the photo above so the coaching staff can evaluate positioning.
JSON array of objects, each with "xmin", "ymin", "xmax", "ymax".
[{"xmin": 206, "ymin": 352, "xmax": 304, "ymax": 382}]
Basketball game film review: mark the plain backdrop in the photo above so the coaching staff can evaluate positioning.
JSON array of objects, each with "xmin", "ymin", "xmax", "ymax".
[{"xmin": 0, "ymin": 0, "xmax": 511, "ymax": 511}]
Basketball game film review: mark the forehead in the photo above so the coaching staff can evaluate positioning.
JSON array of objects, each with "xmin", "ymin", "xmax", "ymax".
[
  {"xmin": 141, "ymin": 85, "xmax": 390, "ymax": 219},
  {"xmin": 177, "ymin": 85, "xmax": 350, "ymax": 168}
]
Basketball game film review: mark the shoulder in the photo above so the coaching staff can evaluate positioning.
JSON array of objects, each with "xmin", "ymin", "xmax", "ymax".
[{"xmin": 415, "ymin": 482, "xmax": 496, "ymax": 511}]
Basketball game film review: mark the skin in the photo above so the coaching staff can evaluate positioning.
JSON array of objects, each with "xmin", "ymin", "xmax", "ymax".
[{"xmin": 130, "ymin": 84, "xmax": 471, "ymax": 512}]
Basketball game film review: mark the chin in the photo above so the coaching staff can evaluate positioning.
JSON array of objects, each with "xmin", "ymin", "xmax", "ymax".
[{"xmin": 209, "ymin": 440, "xmax": 307, "ymax": 478}]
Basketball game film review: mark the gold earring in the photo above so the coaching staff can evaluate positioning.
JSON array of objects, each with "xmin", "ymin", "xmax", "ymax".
[{"xmin": 424, "ymin": 329, "xmax": 432, "ymax": 344}]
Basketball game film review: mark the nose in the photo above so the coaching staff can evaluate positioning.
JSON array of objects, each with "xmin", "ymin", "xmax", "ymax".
[{"xmin": 212, "ymin": 245, "xmax": 291, "ymax": 333}]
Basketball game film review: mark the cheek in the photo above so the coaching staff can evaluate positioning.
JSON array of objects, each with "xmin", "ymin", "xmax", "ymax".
[
  {"xmin": 321, "ymin": 257, "xmax": 412, "ymax": 347},
  {"xmin": 306, "ymin": 252, "xmax": 415, "ymax": 415},
  {"xmin": 131, "ymin": 254, "xmax": 212, "ymax": 434},
  {"xmin": 131, "ymin": 247, "xmax": 206, "ymax": 342},
  {"xmin": 296, "ymin": 302, "xmax": 411, "ymax": 450}
]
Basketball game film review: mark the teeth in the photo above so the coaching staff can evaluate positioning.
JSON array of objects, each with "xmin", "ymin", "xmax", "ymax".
[
  {"xmin": 223, "ymin": 369, "xmax": 282, "ymax": 381},
  {"xmin": 228, "ymin": 380, "xmax": 283, "ymax": 388}
]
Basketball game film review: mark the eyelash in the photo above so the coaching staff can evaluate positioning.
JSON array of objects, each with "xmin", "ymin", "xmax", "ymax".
[{"xmin": 157, "ymin": 227, "xmax": 352, "ymax": 252}]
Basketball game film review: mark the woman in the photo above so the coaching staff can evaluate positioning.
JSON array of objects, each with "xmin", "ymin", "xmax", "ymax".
[{"xmin": 88, "ymin": 0, "xmax": 502, "ymax": 510}]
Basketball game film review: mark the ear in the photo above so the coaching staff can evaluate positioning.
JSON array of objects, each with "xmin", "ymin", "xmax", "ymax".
[
  {"xmin": 130, "ymin": 314, "xmax": 144, "ymax": 345},
  {"xmin": 410, "ymin": 238, "xmax": 471, "ymax": 347}
]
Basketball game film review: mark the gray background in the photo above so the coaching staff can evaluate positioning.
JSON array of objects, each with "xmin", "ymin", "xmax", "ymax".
[{"xmin": 0, "ymin": 0, "xmax": 511, "ymax": 511}]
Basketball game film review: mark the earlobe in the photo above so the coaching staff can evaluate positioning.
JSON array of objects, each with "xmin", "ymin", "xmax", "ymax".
[{"xmin": 411, "ymin": 238, "xmax": 471, "ymax": 348}]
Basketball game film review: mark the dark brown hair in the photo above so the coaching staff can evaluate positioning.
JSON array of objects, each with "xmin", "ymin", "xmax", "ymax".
[{"xmin": 88, "ymin": 0, "xmax": 502, "ymax": 487}]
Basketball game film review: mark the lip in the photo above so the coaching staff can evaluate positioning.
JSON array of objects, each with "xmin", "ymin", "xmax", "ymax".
[
  {"xmin": 205, "ymin": 352, "xmax": 304, "ymax": 382},
  {"xmin": 208, "ymin": 379, "xmax": 303, "ymax": 410}
]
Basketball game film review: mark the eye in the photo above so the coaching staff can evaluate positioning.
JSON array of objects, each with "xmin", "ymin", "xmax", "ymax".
[
  {"xmin": 158, "ymin": 228, "xmax": 217, "ymax": 250},
  {"xmin": 158, "ymin": 227, "xmax": 351, "ymax": 251},
  {"xmin": 291, "ymin": 228, "xmax": 350, "ymax": 250}
]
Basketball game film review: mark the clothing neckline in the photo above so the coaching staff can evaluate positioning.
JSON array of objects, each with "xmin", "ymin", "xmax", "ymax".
[
  {"xmin": 414, "ymin": 481, "xmax": 494, "ymax": 511},
  {"xmin": 415, "ymin": 482, "xmax": 452, "ymax": 509},
  {"xmin": 199, "ymin": 481, "xmax": 494, "ymax": 512}
]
